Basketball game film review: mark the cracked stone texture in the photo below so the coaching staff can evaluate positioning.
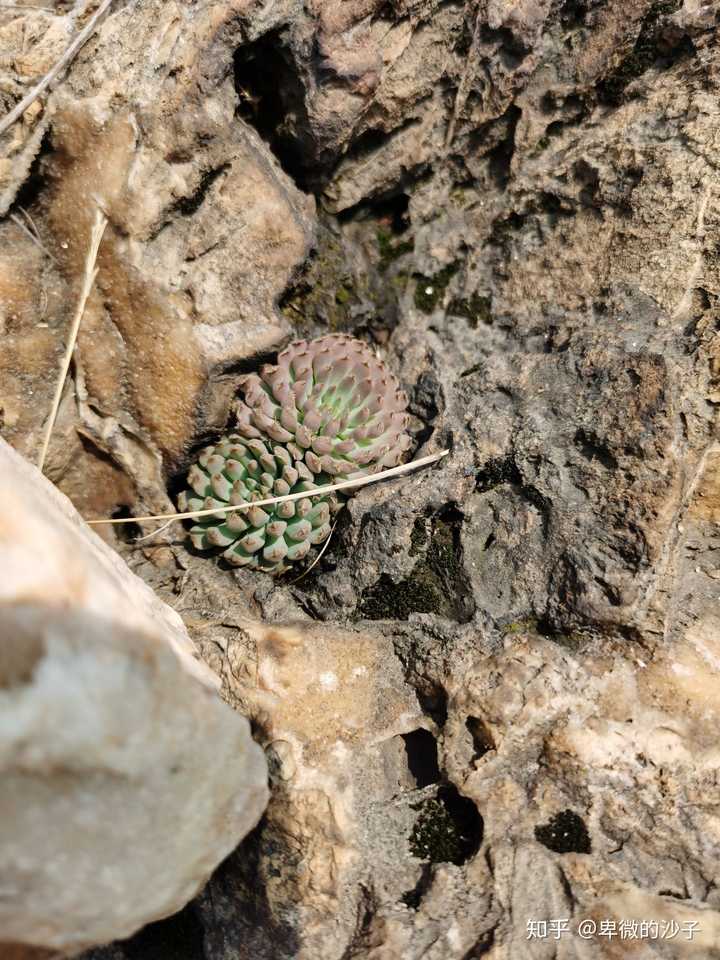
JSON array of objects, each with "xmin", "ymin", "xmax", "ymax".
[{"xmin": 3, "ymin": 0, "xmax": 720, "ymax": 957}]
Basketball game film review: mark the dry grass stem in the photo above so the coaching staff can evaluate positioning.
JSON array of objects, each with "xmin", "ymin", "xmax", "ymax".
[
  {"xmin": 288, "ymin": 520, "xmax": 338, "ymax": 585},
  {"xmin": 9, "ymin": 211, "xmax": 57, "ymax": 262},
  {"xmin": 133, "ymin": 518, "xmax": 177, "ymax": 543},
  {"xmin": 0, "ymin": 0, "xmax": 115, "ymax": 138},
  {"xmin": 37, "ymin": 208, "xmax": 107, "ymax": 472},
  {"xmin": 87, "ymin": 449, "xmax": 451, "ymax": 526}
]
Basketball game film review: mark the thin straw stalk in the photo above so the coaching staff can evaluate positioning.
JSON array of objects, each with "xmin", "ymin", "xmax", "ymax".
[
  {"xmin": 87, "ymin": 449, "xmax": 450, "ymax": 526},
  {"xmin": 37, "ymin": 209, "xmax": 107, "ymax": 472}
]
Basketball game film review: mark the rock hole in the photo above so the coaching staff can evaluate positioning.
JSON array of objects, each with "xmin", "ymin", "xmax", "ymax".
[
  {"xmin": 233, "ymin": 31, "xmax": 318, "ymax": 190},
  {"xmin": 408, "ymin": 371, "xmax": 441, "ymax": 448},
  {"xmin": 111, "ymin": 506, "xmax": 142, "ymax": 544},
  {"xmin": 573, "ymin": 428, "xmax": 618, "ymax": 469},
  {"xmin": 481, "ymin": 26, "xmax": 531, "ymax": 70},
  {"xmin": 465, "ymin": 717, "xmax": 495, "ymax": 760},
  {"xmin": 534, "ymin": 809, "xmax": 591, "ymax": 854},
  {"xmin": 597, "ymin": 1, "xmax": 693, "ymax": 107},
  {"xmin": 573, "ymin": 158, "xmax": 601, "ymax": 209},
  {"xmin": 487, "ymin": 105, "xmax": 521, "ymax": 190},
  {"xmin": 416, "ymin": 680, "xmax": 448, "ymax": 727},
  {"xmin": 560, "ymin": 0, "xmax": 589, "ymax": 29},
  {"xmin": 401, "ymin": 728, "xmax": 440, "ymax": 788},
  {"xmin": 337, "ymin": 190, "xmax": 410, "ymax": 233}
]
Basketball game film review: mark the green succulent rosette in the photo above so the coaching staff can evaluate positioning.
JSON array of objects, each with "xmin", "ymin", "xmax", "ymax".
[
  {"xmin": 235, "ymin": 333, "xmax": 413, "ymax": 481},
  {"xmin": 179, "ymin": 335, "xmax": 412, "ymax": 573},
  {"xmin": 177, "ymin": 435, "xmax": 334, "ymax": 573}
]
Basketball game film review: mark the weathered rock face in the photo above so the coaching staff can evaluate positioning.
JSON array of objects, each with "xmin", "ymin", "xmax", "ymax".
[
  {"xmin": 0, "ymin": 440, "xmax": 268, "ymax": 954},
  {"xmin": 3, "ymin": 0, "xmax": 720, "ymax": 957},
  {"xmin": 1, "ymin": 0, "xmax": 315, "ymax": 524}
]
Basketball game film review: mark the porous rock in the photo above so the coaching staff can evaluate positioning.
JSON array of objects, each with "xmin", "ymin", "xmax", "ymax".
[{"xmin": 3, "ymin": 0, "xmax": 720, "ymax": 958}]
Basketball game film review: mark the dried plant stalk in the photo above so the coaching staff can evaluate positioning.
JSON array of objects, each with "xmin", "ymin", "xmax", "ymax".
[
  {"xmin": 0, "ymin": 0, "xmax": 115, "ymax": 138},
  {"xmin": 87, "ymin": 450, "xmax": 450, "ymax": 526},
  {"xmin": 37, "ymin": 209, "xmax": 107, "ymax": 473}
]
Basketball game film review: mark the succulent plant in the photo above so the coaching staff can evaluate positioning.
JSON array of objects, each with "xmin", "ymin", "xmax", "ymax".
[
  {"xmin": 234, "ymin": 333, "xmax": 413, "ymax": 481},
  {"xmin": 178, "ymin": 334, "xmax": 412, "ymax": 573},
  {"xmin": 177, "ymin": 435, "xmax": 335, "ymax": 573}
]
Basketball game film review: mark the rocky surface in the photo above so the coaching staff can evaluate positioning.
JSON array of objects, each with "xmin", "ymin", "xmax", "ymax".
[
  {"xmin": 2, "ymin": 0, "xmax": 720, "ymax": 957},
  {"xmin": 0, "ymin": 439, "xmax": 268, "ymax": 954}
]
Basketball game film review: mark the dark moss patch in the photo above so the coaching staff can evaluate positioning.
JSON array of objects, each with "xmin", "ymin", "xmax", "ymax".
[
  {"xmin": 409, "ymin": 786, "xmax": 483, "ymax": 864},
  {"xmin": 597, "ymin": 0, "xmax": 690, "ymax": 106},
  {"xmin": 360, "ymin": 572, "xmax": 443, "ymax": 620},
  {"xmin": 279, "ymin": 224, "xmax": 362, "ymax": 335},
  {"xmin": 377, "ymin": 226, "xmax": 414, "ymax": 273},
  {"xmin": 447, "ymin": 293, "xmax": 491, "ymax": 328},
  {"xmin": 358, "ymin": 506, "xmax": 475, "ymax": 622},
  {"xmin": 280, "ymin": 194, "xmax": 417, "ymax": 338},
  {"xmin": 414, "ymin": 262, "xmax": 460, "ymax": 313},
  {"xmin": 334, "ymin": 285, "xmax": 352, "ymax": 304},
  {"xmin": 488, "ymin": 210, "xmax": 529, "ymax": 250},
  {"xmin": 197, "ymin": 815, "xmax": 302, "ymax": 956},
  {"xmin": 409, "ymin": 517, "xmax": 428, "ymax": 556},
  {"xmin": 475, "ymin": 457, "xmax": 522, "ymax": 492},
  {"xmin": 535, "ymin": 810, "xmax": 591, "ymax": 854}
]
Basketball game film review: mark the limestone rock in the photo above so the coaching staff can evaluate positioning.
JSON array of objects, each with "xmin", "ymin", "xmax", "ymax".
[
  {"xmin": 0, "ymin": 0, "xmax": 315, "ymax": 523},
  {"xmin": 196, "ymin": 621, "xmax": 493, "ymax": 960},
  {"xmin": 4, "ymin": 0, "xmax": 720, "ymax": 957},
  {"xmin": 0, "ymin": 439, "xmax": 268, "ymax": 954}
]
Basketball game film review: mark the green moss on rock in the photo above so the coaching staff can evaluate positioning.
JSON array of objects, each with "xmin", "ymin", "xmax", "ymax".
[
  {"xmin": 409, "ymin": 517, "xmax": 428, "ymax": 557},
  {"xmin": 377, "ymin": 226, "xmax": 414, "ymax": 273},
  {"xmin": 409, "ymin": 787, "xmax": 483, "ymax": 865},
  {"xmin": 359, "ymin": 572, "xmax": 445, "ymax": 620},
  {"xmin": 413, "ymin": 262, "xmax": 460, "ymax": 313},
  {"xmin": 358, "ymin": 509, "xmax": 475, "ymax": 622},
  {"xmin": 280, "ymin": 227, "xmax": 362, "ymax": 334},
  {"xmin": 447, "ymin": 293, "xmax": 491, "ymax": 328},
  {"xmin": 409, "ymin": 798, "xmax": 464, "ymax": 864}
]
